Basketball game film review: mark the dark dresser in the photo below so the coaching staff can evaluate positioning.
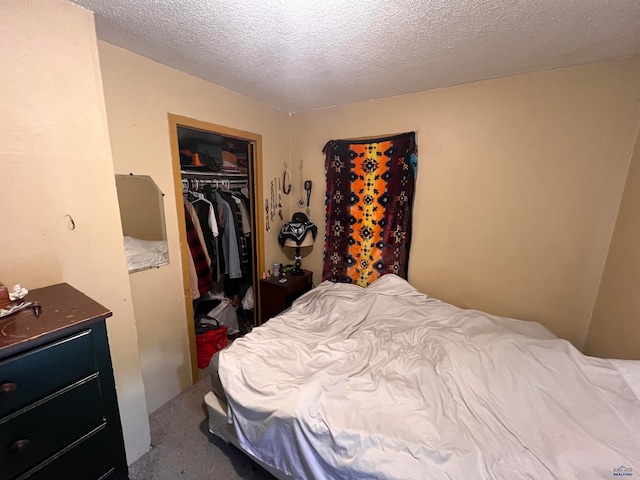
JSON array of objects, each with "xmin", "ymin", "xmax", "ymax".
[
  {"xmin": 0, "ymin": 283, "xmax": 129, "ymax": 479},
  {"xmin": 259, "ymin": 270, "xmax": 313, "ymax": 323}
]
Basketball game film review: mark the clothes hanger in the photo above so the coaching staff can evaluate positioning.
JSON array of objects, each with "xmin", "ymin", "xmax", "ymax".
[
  {"xmin": 192, "ymin": 190, "xmax": 206, "ymax": 201},
  {"xmin": 183, "ymin": 189, "xmax": 195, "ymax": 202},
  {"xmin": 220, "ymin": 179, "xmax": 231, "ymax": 191}
]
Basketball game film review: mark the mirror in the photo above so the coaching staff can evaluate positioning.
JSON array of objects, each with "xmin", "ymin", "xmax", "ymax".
[{"xmin": 115, "ymin": 174, "xmax": 169, "ymax": 273}]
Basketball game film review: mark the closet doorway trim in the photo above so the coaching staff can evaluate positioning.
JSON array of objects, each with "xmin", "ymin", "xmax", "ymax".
[{"xmin": 168, "ymin": 113, "xmax": 265, "ymax": 383}]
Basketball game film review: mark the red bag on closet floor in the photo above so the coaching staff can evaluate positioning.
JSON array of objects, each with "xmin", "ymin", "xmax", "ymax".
[{"xmin": 196, "ymin": 326, "xmax": 228, "ymax": 369}]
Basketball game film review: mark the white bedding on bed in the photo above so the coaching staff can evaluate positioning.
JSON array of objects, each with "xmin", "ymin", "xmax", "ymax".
[
  {"xmin": 123, "ymin": 236, "xmax": 169, "ymax": 273},
  {"xmin": 219, "ymin": 275, "xmax": 640, "ymax": 479}
]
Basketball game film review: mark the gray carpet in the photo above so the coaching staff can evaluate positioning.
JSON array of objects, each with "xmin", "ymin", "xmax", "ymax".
[{"xmin": 128, "ymin": 369, "xmax": 276, "ymax": 480}]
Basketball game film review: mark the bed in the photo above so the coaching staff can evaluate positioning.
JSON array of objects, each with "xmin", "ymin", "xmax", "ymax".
[{"xmin": 205, "ymin": 274, "xmax": 640, "ymax": 479}]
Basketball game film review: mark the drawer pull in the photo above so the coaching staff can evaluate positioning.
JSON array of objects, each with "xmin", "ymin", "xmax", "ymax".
[
  {"xmin": 11, "ymin": 439, "xmax": 30, "ymax": 453},
  {"xmin": 0, "ymin": 382, "xmax": 17, "ymax": 394}
]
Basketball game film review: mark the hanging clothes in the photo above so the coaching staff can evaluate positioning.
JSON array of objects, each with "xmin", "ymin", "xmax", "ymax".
[
  {"xmin": 189, "ymin": 193, "xmax": 220, "ymax": 281},
  {"xmin": 218, "ymin": 190, "xmax": 250, "ymax": 276},
  {"xmin": 188, "ymin": 191, "xmax": 219, "ymax": 237},
  {"xmin": 187, "ymin": 249, "xmax": 200, "ymax": 300},
  {"xmin": 233, "ymin": 192, "xmax": 252, "ymax": 276},
  {"xmin": 184, "ymin": 202, "xmax": 213, "ymax": 295},
  {"xmin": 202, "ymin": 184, "xmax": 225, "ymax": 281},
  {"xmin": 215, "ymin": 191, "xmax": 242, "ymax": 279},
  {"xmin": 233, "ymin": 193, "xmax": 251, "ymax": 235},
  {"xmin": 185, "ymin": 199, "xmax": 211, "ymax": 268},
  {"xmin": 182, "ymin": 173, "xmax": 252, "ymax": 296}
]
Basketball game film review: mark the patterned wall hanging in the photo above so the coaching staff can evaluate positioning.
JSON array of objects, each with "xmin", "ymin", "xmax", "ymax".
[{"xmin": 322, "ymin": 132, "xmax": 417, "ymax": 286}]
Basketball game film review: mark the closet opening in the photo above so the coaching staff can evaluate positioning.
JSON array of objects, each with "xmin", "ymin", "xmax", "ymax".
[{"xmin": 168, "ymin": 114, "xmax": 264, "ymax": 382}]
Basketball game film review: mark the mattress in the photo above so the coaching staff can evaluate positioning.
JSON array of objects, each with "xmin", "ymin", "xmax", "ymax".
[
  {"xmin": 211, "ymin": 275, "xmax": 640, "ymax": 479},
  {"xmin": 208, "ymin": 351, "xmax": 227, "ymax": 402},
  {"xmin": 204, "ymin": 391, "xmax": 293, "ymax": 480}
]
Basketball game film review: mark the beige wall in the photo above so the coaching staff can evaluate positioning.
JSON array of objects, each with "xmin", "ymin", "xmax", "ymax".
[
  {"xmin": 290, "ymin": 58, "xmax": 640, "ymax": 349},
  {"xmin": 585, "ymin": 127, "xmax": 640, "ymax": 359},
  {"xmin": 98, "ymin": 41, "xmax": 290, "ymax": 412},
  {"xmin": 0, "ymin": 0, "xmax": 150, "ymax": 463}
]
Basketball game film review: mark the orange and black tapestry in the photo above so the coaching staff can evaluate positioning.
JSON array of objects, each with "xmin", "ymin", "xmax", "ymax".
[{"xmin": 322, "ymin": 132, "xmax": 417, "ymax": 286}]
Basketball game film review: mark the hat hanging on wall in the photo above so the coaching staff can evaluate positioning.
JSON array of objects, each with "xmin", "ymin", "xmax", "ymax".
[{"xmin": 278, "ymin": 212, "xmax": 317, "ymax": 275}]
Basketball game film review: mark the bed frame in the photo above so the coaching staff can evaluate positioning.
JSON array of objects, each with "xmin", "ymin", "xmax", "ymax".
[{"xmin": 205, "ymin": 392, "xmax": 293, "ymax": 479}]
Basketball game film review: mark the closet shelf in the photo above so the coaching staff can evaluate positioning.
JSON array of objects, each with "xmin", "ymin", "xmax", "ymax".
[{"xmin": 181, "ymin": 169, "xmax": 247, "ymax": 178}]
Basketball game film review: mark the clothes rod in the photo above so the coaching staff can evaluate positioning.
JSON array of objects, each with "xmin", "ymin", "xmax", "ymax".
[
  {"xmin": 182, "ymin": 178, "xmax": 248, "ymax": 191},
  {"xmin": 183, "ymin": 179, "xmax": 247, "ymax": 185},
  {"xmin": 181, "ymin": 170, "xmax": 247, "ymax": 178}
]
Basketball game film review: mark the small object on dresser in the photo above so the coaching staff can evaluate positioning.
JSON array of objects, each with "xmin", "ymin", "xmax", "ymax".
[
  {"xmin": 8, "ymin": 283, "xmax": 28, "ymax": 301},
  {"xmin": 0, "ymin": 301, "xmax": 34, "ymax": 319},
  {"xmin": 0, "ymin": 283, "xmax": 10, "ymax": 309},
  {"xmin": 32, "ymin": 301, "xmax": 42, "ymax": 318}
]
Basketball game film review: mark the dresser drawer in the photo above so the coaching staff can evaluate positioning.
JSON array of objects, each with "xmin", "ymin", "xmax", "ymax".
[
  {"xmin": 0, "ymin": 330, "xmax": 95, "ymax": 418},
  {"xmin": 0, "ymin": 375, "xmax": 104, "ymax": 479},
  {"xmin": 20, "ymin": 426, "xmax": 115, "ymax": 480}
]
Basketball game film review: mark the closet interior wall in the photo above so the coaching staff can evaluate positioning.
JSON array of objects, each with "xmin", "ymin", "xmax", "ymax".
[{"xmin": 178, "ymin": 126, "xmax": 256, "ymax": 347}]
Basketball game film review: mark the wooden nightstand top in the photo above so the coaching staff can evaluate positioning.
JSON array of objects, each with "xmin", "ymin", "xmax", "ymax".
[{"xmin": 260, "ymin": 269, "xmax": 312, "ymax": 288}]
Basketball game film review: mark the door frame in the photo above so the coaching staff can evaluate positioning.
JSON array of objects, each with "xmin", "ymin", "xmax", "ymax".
[{"xmin": 168, "ymin": 113, "xmax": 265, "ymax": 382}]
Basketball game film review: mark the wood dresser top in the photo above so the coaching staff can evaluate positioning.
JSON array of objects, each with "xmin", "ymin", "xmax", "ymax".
[{"xmin": 0, "ymin": 283, "xmax": 112, "ymax": 358}]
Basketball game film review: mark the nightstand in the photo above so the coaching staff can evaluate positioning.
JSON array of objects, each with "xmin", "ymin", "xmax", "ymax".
[{"xmin": 259, "ymin": 270, "xmax": 313, "ymax": 323}]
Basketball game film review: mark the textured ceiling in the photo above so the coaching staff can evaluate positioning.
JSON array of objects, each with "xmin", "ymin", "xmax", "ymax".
[{"xmin": 72, "ymin": 0, "xmax": 640, "ymax": 112}]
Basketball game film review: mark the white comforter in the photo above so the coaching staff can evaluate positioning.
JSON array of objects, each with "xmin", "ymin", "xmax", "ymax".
[{"xmin": 219, "ymin": 275, "xmax": 640, "ymax": 479}]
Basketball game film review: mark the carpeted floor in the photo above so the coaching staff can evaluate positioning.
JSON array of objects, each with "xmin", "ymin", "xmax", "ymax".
[{"xmin": 128, "ymin": 369, "xmax": 275, "ymax": 480}]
